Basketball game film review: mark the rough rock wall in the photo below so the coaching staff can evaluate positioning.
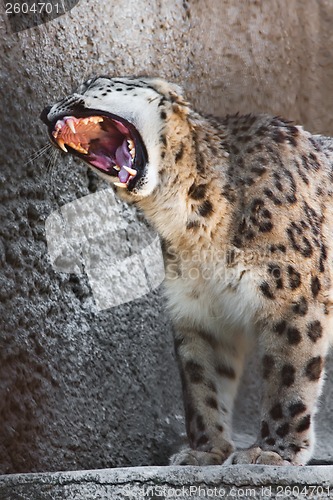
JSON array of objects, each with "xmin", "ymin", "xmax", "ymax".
[{"xmin": 1, "ymin": 0, "xmax": 333, "ymax": 474}]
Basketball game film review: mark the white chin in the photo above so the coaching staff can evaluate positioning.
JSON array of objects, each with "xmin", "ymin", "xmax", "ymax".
[{"xmin": 134, "ymin": 165, "xmax": 158, "ymax": 197}]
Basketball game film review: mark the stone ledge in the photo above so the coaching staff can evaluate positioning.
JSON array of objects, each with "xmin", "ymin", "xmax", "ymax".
[{"xmin": 0, "ymin": 465, "xmax": 332, "ymax": 500}]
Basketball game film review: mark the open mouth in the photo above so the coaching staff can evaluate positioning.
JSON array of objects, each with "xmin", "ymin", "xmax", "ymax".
[{"xmin": 46, "ymin": 111, "xmax": 147, "ymax": 190}]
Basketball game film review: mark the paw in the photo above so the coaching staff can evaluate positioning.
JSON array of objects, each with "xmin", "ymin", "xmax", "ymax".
[
  {"xmin": 170, "ymin": 446, "xmax": 232, "ymax": 466},
  {"xmin": 224, "ymin": 446, "xmax": 291, "ymax": 466}
]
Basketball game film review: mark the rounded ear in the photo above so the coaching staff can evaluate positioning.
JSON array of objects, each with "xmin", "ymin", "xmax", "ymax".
[
  {"xmin": 166, "ymin": 83, "xmax": 187, "ymax": 104},
  {"xmin": 144, "ymin": 77, "xmax": 190, "ymax": 110}
]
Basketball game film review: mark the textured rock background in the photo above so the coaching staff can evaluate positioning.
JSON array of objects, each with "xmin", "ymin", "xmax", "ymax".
[{"xmin": 0, "ymin": 0, "xmax": 333, "ymax": 474}]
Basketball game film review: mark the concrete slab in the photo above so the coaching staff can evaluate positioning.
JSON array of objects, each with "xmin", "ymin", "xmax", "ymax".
[{"xmin": 0, "ymin": 465, "xmax": 332, "ymax": 500}]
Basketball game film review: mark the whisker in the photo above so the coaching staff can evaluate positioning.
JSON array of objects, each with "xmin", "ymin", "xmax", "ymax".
[
  {"xmin": 46, "ymin": 148, "xmax": 56, "ymax": 176},
  {"xmin": 44, "ymin": 149, "xmax": 58, "ymax": 200},
  {"xmin": 47, "ymin": 149, "xmax": 59, "ymax": 189},
  {"xmin": 26, "ymin": 143, "xmax": 52, "ymax": 165},
  {"xmin": 27, "ymin": 143, "xmax": 51, "ymax": 163}
]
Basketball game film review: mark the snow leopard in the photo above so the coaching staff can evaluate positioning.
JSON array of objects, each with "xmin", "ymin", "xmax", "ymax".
[{"xmin": 41, "ymin": 76, "xmax": 333, "ymax": 465}]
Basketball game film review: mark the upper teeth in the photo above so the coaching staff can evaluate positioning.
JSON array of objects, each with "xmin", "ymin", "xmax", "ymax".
[
  {"xmin": 66, "ymin": 118, "xmax": 76, "ymax": 134},
  {"xmin": 68, "ymin": 142, "xmax": 88, "ymax": 155},
  {"xmin": 80, "ymin": 116, "xmax": 104, "ymax": 125},
  {"xmin": 88, "ymin": 116, "xmax": 104, "ymax": 124},
  {"xmin": 52, "ymin": 115, "xmax": 105, "ymax": 154},
  {"xmin": 53, "ymin": 115, "xmax": 104, "ymax": 134}
]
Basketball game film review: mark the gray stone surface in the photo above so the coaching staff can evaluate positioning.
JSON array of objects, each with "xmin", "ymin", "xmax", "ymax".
[
  {"xmin": 0, "ymin": 0, "xmax": 333, "ymax": 476},
  {"xmin": 0, "ymin": 465, "xmax": 333, "ymax": 500}
]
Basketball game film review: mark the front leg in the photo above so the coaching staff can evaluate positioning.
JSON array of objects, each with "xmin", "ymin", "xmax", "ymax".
[
  {"xmin": 227, "ymin": 307, "xmax": 329, "ymax": 466},
  {"xmin": 170, "ymin": 323, "xmax": 246, "ymax": 465}
]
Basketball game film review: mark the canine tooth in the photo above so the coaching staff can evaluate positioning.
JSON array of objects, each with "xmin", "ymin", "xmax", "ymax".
[
  {"xmin": 58, "ymin": 139, "xmax": 68, "ymax": 152},
  {"xmin": 123, "ymin": 165, "xmax": 137, "ymax": 176},
  {"xmin": 113, "ymin": 181, "xmax": 128, "ymax": 188},
  {"xmin": 114, "ymin": 165, "xmax": 121, "ymax": 171},
  {"xmin": 67, "ymin": 118, "xmax": 76, "ymax": 134}
]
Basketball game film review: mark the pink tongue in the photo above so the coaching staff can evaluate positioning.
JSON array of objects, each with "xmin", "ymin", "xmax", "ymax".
[
  {"xmin": 89, "ymin": 153, "xmax": 113, "ymax": 172},
  {"xmin": 116, "ymin": 139, "xmax": 132, "ymax": 166}
]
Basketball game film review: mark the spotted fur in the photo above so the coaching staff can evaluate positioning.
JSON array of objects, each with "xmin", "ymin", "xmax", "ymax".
[{"xmin": 45, "ymin": 77, "xmax": 333, "ymax": 466}]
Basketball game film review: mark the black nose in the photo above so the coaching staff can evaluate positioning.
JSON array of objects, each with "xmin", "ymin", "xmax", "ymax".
[{"xmin": 40, "ymin": 105, "xmax": 52, "ymax": 125}]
